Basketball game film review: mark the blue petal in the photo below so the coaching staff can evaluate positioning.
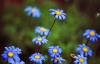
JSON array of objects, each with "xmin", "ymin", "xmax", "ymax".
[{"xmin": 24, "ymin": 6, "xmax": 32, "ymax": 12}]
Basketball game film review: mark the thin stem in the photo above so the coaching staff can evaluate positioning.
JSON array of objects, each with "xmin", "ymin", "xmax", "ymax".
[
  {"xmin": 37, "ymin": 19, "xmax": 56, "ymax": 52},
  {"xmin": 85, "ymin": 17, "xmax": 97, "ymax": 45},
  {"xmin": 37, "ymin": 45, "xmax": 42, "ymax": 52},
  {"xmin": 93, "ymin": 39, "xmax": 100, "ymax": 57},
  {"xmin": 46, "ymin": 19, "xmax": 56, "ymax": 38}
]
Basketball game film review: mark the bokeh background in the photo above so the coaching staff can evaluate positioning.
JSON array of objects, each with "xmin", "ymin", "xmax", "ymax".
[{"xmin": 0, "ymin": 0, "xmax": 100, "ymax": 64}]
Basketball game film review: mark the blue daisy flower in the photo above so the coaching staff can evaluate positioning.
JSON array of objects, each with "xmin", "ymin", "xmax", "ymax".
[
  {"xmin": 32, "ymin": 36, "xmax": 48, "ymax": 45},
  {"xmin": 9, "ymin": 60, "xmax": 25, "ymax": 64},
  {"xmin": 1, "ymin": 46, "xmax": 20, "ymax": 63},
  {"xmin": 24, "ymin": 6, "xmax": 41, "ymax": 18},
  {"xmin": 48, "ymin": 46, "xmax": 62, "ymax": 57},
  {"xmin": 49, "ymin": 9, "xmax": 66, "ymax": 20},
  {"xmin": 29, "ymin": 53, "xmax": 45, "ymax": 64},
  {"xmin": 76, "ymin": 44, "xmax": 92, "ymax": 57},
  {"xmin": 14, "ymin": 47, "xmax": 22, "ymax": 54},
  {"xmin": 35, "ymin": 26, "xmax": 49, "ymax": 36},
  {"xmin": 51, "ymin": 55, "xmax": 66, "ymax": 64},
  {"xmin": 74, "ymin": 54, "xmax": 87, "ymax": 64},
  {"xmin": 83, "ymin": 29, "xmax": 100, "ymax": 42}
]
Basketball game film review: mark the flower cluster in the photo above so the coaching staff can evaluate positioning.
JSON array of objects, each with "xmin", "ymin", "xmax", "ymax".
[
  {"xmin": 48, "ymin": 46, "xmax": 66, "ymax": 64},
  {"xmin": 1, "ymin": 46, "xmax": 25, "ymax": 64},
  {"xmin": 73, "ymin": 29, "xmax": 100, "ymax": 64},
  {"xmin": 32, "ymin": 26, "xmax": 49, "ymax": 45},
  {"xmin": 73, "ymin": 44, "xmax": 92, "ymax": 64}
]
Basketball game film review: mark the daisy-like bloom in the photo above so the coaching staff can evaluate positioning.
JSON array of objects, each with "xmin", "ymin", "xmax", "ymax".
[
  {"xmin": 29, "ymin": 53, "xmax": 45, "ymax": 64},
  {"xmin": 51, "ymin": 55, "xmax": 66, "ymax": 64},
  {"xmin": 35, "ymin": 26, "xmax": 49, "ymax": 36},
  {"xmin": 83, "ymin": 29, "xmax": 100, "ymax": 42},
  {"xmin": 49, "ymin": 9, "xmax": 66, "ymax": 20},
  {"xmin": 48, "ymin": 46, "xmax": 62, "ymax": 57},
  {"xmin": 74, "ymin": 54, "xmax": 87, "ymax": 64},
  {"xmin": 1, "ymin": 46, "xmax": 20, "ymax": 63},
  {"xmin": 24, "ymin": 6, "xmax": 41, "ymax": 18},
  {"xmin": 32, "ymin": 36, "xmax": 48, "ymax": 45},
  {"xmin": 76, "ymin": 44, "xmax": 92, "ymax": 57},
  {"xmin": 9, "ymin": 60, "xmax": 25, "ymax": 64}
]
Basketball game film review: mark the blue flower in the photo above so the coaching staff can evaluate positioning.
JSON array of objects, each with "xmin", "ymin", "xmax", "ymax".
[
  {"xmin": 74, "ymin": 54, "xmax": 87, "ymax": 64},
  {"xmin": 83, "ymin": 29, "xmax": 100, "ymax": 42},
  {"xmin": 35, "ymin": 26, "xmax": 49, "ymax": 36},
  {"xmin": 49, "ymin": 9, "xmax": 66, "ymax": 20},
  {"xmin": 76, "ymin": 44, "xmax": 92, "ymax": 57},
  {"xmin": 29, "ymin": 53, "xmax": 45, "ymax": 64},
  {"xmin": 14, "ymin": 47, "xmax": 22, "ymax": 54},
  {"xmin": 1, "ymin": 46, "xmax": 20, "ymax": 63},
  {"xmin": 48, "ymin": 46, "xmax": 62, "ymax": 57},
  {"xmin": 51, "ymin": 55, "xmax": 66, "ymax": 64},
  {"xmin": 9, "ymin": 60, "xmax": 25, "ymax": 64},
  {"xmin": 32, "ymin": 36, "xmax": 48, "ymax": 45},
  {"xmin": 24, "ymin": 6, "xmax": 41, "ymax": 18}
]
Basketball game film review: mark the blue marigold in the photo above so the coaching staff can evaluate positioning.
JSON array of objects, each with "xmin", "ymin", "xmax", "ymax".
[
  {"xmin": 29, "ymin": 53, "xmax": 45, "ymax": 64},
  {"xmin": 35, "ymin": 26, "xmax": 49, "ymax": 36},
  {"xmin": 51, "ymin": 55, "xmax": 66, "ymax": 64},
  {"xmin": 49, "ymin": 9, "xmax": 66, "ymax": 20},
  {"xmin": 32, "ymin": 36, "xmax": 48, "ymax": 45},
  {"xmin": 48, "ymin": 46, "xmax": 62, "ymax": 57},
  {"xmin": 24, "ymin": 6, "xmax": 41, "ymax": 18},
  {"xmin": 1, "ymin": 46, "xmax": 20, "ymax": 63},
  {"xmin": 74, "ymin": 54, "xmax": 87, "ymax": 64},
  {"xmin": 83, "ymin": 29, "xmax": 100, "ymax": 42},
  {"xmin": 76, "ymin": 44, "xmax": 92, "ymax": 57}
]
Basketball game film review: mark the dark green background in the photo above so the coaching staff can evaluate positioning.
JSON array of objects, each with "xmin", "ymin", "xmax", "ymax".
[{"xmin": 0, "ymin": 0, "xmax": 100, "ymax": 64}]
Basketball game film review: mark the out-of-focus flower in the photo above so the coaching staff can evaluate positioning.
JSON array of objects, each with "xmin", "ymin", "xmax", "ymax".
[
  {"xmin": 9, "ymin": 60, "xmax": 25, "ymax": 64},
  {"xmin": 76, "ymin": 44, "xmax": 92, "ymax": 57},
  {"xmin": 74, "ymin": 54, "xmax": 87, "ymax": 64},
  {"xmin": 29, "ymin": 53, "xmax": 45, "ymax": 64},
  {"xmin": 1, "ymin": 46, "xmax": 20, "ymax": 63},
  {"xmin": 35, "ymin": 26, "xmax": 49, "ymax": 36},
  {"xmin": 32, "ymin": 36, "xmax": 48, "ymax": 45},
  {"xmin": 49, "ymin": 9, "xmax": 66, "ymax": 20},
  {"xmin": 51, "ymin": 55, "xmax": 66, "ymax": 64},
  {"xmin": 24, "ymin": 6, "xmax": 41, "ymax": 18},
  {"xmin": 83, "ymin": 29, "xmax": 100, "ymax": 42},
  {"xmin": 48, "ymin": 46, "xmax": 62, "ymax": 57}
]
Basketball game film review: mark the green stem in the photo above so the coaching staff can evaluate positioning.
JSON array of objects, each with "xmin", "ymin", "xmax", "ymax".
[
  {"xmin": 85, "ymin": 17, "xmax": 97, "ymax": 45},
  {"xmin": 37, "ymin": 19, "xmax": 56, "ymax": 52},
  {"xmin": 46, "ymin": 19, "xmax": 56, "ymax": 38}
]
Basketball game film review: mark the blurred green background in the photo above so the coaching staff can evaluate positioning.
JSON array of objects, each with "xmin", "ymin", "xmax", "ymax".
[{"xmin": 0, "ymin": 0, "xmax": 100, "ymax": 64}]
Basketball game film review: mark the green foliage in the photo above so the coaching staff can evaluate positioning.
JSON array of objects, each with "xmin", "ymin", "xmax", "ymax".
[{"xmin": 1, "ymin": 0, "xmax": 99, "ymax": 64}]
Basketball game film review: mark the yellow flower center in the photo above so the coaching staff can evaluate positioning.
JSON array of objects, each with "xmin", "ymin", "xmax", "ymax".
[
  {"xmin": 79, "ymin": 58, "xmax": 84, "ymax": 62},
  {"xmin": 56, "ymin": 11, "xmax": 61, "ymax": 15},
  {"xmin": 8, "ymin": 52, "xmax": 14, "ymax": 57},
  {"xmin": 82, "ymin": 47, "xmax": 88, "ymax": 52},
  {"xmin": 53, "ymin": 48, "xmax": 58, "ymax": 53},
  {"xmin": 31, "ymin": 9, "xmax": 36, "ymax": 12},
  {"xmin": 35, "ymin": 55, "xmax": 40, "ymax": 59},
  {"xmin": 90, "ymin": 31, "xmax": 95, "ymax": 36},
  {"xmin": 37, "ymin": 37, "xmax": 42, "ymax": 41},
  {"xmin": 56, "ymin": 57, "xmax": 59, "ymax": 60},
  {"xmin": 40, "ymin": 28, "xmax": 46, "ymax": 32}
]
